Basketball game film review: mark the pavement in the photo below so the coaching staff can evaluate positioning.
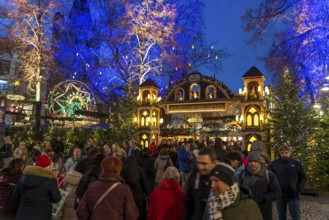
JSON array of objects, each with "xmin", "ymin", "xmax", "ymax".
[{"xmin": 272, "ymin": 190, "xmax": 329, "ymax": 220}]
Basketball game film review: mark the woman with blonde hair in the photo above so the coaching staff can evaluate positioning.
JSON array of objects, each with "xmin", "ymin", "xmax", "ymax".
[{"xmin": 13, "ymin": 141, "xmax": 28, "ymax": 161}]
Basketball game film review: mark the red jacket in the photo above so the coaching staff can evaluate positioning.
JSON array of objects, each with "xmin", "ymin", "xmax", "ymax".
[{"xmin": 147, "ymin": 178, "xmax": 184, "ymax": 220}]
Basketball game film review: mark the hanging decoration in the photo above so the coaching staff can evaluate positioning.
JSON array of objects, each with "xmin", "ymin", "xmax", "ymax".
[{"xmin": 48, "ymin": 80, "xmax": 96, "ymax": 117}]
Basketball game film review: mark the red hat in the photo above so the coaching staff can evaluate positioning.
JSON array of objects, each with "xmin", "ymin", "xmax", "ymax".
[
  {"xmin": 35, "ymin": 155, "xmax": 51, "ymax": 168},
  {"xmin": 150, "ymin": 140, "xmax": 156, "ymax": 147}
]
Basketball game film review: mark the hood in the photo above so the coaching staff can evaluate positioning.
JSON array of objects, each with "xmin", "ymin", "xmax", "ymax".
[
  {"xmin": 65, "ymin": 170, "xmax": 83, "ymax": 185},
  {"xmin": 158, "ymin": 178, "xmax": 182, "ymax": 191},
  {"xmin": 21, "ymin": 166, "xmax": 56, "ymax": 188},
  {"xmin": 99, "ymin": 172, "xmax": 125, "ymax": 183}
]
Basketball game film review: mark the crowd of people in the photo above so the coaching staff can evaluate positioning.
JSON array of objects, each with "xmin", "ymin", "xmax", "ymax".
[{"xmin": 0, "ymin": 135, "xmax": 307, "ymax": 220}]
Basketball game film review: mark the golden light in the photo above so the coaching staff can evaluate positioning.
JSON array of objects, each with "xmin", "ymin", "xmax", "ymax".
[{"xmin": 160, "ymin": 118, "xmax": 164, "ymax": 124}]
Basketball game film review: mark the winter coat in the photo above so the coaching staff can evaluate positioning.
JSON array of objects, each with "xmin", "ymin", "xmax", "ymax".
[
  {"xmin": 138, "ymin": 153, "xmax": 156, "ymax": 194},
  {"xmin": 14, "ymin": 166, "xmax": 61, "ymax": 220},
  {"xmin": 178, "ymin": 148, "xmax": 191, "ymax": 172},
  {"xmin": 76, "ymin": 172, "xmax": 139, "ymax": 220},
  {"xmin": 75, "ymin": 155, "xmax": 104, "ymax": 203},
  {"xmin": 203, "ymin": 186, "xmax": 263, "ymax": 220},
  {"xmin": 184, "ymin": 171, "xmax": 211, "ymax": 220},
  {"xmin": 0, "ymin": 144, "xmax": 13, "ymax": 165},
  {"xmin": 147, "ymin": 178, "xmax": 184, "ymax": 220},
  {"xmin": 238, "ymin": 164, "xmax": 281, "ymax": 220},
  {"xmin": 269, "ymin": 158, "xmax": 307, "ymax": 200},
  {"xmin": 169, "ymin": 151, "xmax": 178, "ymax": 168},
  {"xmin": 0, "ymin": 173, "xmax": 22, "ymax": 212},
  {"xmin": 154, "ymin": 155, "xmax": 173, "ymax": 184},
  {"xmin": 62, "ymin": 170, "xmax": 83, "ymax": 220},
  {"xmin": 121, "ymin": 167, "xmax": 148, "ymax": 220}
]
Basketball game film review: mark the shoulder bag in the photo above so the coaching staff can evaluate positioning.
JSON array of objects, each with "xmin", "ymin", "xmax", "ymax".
[{"xmin": 92, "ymin": 182, "xmax": 121, "ymax": 212}]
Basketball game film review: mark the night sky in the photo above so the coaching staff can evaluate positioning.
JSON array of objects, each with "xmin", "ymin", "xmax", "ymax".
[{"xmin": 203, "ymin": 0, "xmax": 272, "ymax": 93}]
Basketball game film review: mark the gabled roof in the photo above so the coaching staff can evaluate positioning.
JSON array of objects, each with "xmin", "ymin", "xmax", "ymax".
[
  {"xmin": 140, "ymin": 78, "xmax": 159, "ymax": 88},
  {"xmin": 242, "ymin": 66, "xmax": 264, "ymax": 78}
]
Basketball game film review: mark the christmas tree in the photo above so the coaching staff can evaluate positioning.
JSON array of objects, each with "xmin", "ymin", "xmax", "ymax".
[{"xmin": 264, "ymin": 68, "xmax": 318, "ymax": 159}]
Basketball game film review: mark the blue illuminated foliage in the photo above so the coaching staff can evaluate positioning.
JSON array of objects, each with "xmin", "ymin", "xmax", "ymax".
[
  {"xmin": 243, "ymin": 0, "xmax": 329, "ymax": 101},
  {"xmin": 53, "ymin": 0, "xmax": 220, "ymax": 100}
]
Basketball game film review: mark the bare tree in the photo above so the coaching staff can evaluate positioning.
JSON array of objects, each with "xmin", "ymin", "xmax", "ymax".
[{"xmin": 242, "ymin": 0, "xmax": 329, "ymax": 98}]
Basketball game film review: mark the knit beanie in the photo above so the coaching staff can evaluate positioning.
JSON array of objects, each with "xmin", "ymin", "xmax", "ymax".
[
  {"xmin": 248, "ymin": 151, "xmax": 261, "ymax": 163},
  {"xmin": 163, "ymin": 166, "xmax": 180, "ymax": 182},
  {"xmin": 210, "ymin": 162, "xmax": 235, "ymax": 186},
  {"xmin": 261, "ymin": 153, "xmax": 271, "ymax": 164},
  {"xmin": 35, "ymin": 154, "xmax": 51, "ymax": 168}
]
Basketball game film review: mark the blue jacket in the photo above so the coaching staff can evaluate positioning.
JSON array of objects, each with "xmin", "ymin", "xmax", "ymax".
[{"xmin": 178, "ymin": 148, "xmax": 191, "ymax": 172}]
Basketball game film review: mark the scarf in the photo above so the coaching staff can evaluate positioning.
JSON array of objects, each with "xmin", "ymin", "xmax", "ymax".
[{"xmin": 206, "ymin": 182, "xmax": 240, "ymax": 220}]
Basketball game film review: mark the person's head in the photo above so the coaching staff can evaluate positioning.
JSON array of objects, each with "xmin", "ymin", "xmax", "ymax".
[
  {"xmin": 19, "ymin": 141, "xmax": 27, "ymax": 149},
  {"xmin": 279, "ymin": 145, "xmax": 292, "ymax": 159},
  {"xmin": 123, "ymin": 141, "xmax": 130, "ymax": 150},
  {"xmin": 56, "ymin": 136, "xmax": 62, "ymax": 141},
  {"xmin": 210, "ymin": 162, "xmax": 235, "ymax": 195},
  {"xmin": 103, "ymin": 143, "xmax": 112, "ymax": 156},
  {"xmin": 101, "ymin": 156, "xmax": 122, "ymax": 174},
  {"xmin": 117, "ymin": 148, "xmax": 127, "ymax": 158},
  {"xmin": 87, "ymin": 137, "xmax": 95, "ymax": 146},
  {"xmin": 4, "ymin": 135, "xmax": 11, "ymax": 144},
  {"xmin": 247, "ymin": 151, "xmax": 261, "ymax": 170},
  {"xmin": 184, "ymin": 143, "xmax": 190, "ymax": 151},
  {"xmin": 159, "ymin": 148, "xmax": 168, "ymax": 156},
  {"xmin": 1, "ymin": 158, "xmax": 25, "ymax": 175},
  {"xmin": 35, "ymin": 154, "xmax": 51, "ymax": 168},
  {"xmin": 196, "ymin": 147, "xmax": 217, "ymax": 175},
  {"xmin": 163, "ymin": 166, "xmax": 180, "ymax": 182},
  {"xmin": 73, "ymin": 147, "xmax": 81, "ymax": 160},
  {"xmin": 112, "ymin": 143, "xmax": 120, "ymax": 152},
  {"xmin": 45, "ymin": 140, "xmax": 52, "ymax": 149},
  {"xmin": 260, "ymin": 153, "xmax": 271, "ymax": 166},
  {"xmin": 226, "ymin": 151, "xmax": 242, "ymax": 169}
]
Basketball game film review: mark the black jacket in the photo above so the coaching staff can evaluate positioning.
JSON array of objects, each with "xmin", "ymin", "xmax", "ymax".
[
  {"xmin": 269, "ymin": 158, "xmax": 307, "ymax": 199},
  {"xmin": 14, "ymin": 166, "xmax": 61, "ymax": 220},
  {"xmin": 238, "ymin": 164, "xmax": 281, "ymax": 220},
  {"xmin": 184, "ymin": 171, "xmax": 211, "ymax": 220}
]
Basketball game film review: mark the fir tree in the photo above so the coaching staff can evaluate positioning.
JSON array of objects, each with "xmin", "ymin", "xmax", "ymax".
[
  {"xmin": 310, "ymin": 98, "xmax": 329, "ymax": 189},
  {"xmin": 265, "ymin": 68, "xmax": 319, "ymax": 159}
]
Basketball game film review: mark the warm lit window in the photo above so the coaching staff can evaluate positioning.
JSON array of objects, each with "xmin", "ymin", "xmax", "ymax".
[
  {"xmin": 206, "ymin": 86, "xmax": 216, "ymax": 99},
  {"xmin": 246, "ymin": 107, "xmax": 260, "ymax": 127},
  {"xmin": 190, "ymin": 84, "xmax": 200, "ymax": 100},
  {"xmin": 175, "ymin": 88, "xmax": 184, "ymax": 101},
  {"xmin": 247, "ymin": 136, "xmax": 258, "ymax": 151},
  {"xmin": 152, "ymin": 110, "xmax": 158, "ymax": 126},
  {"xmin": 141, "ymin": 134, "xmax": 149, "ymax": 148},
  {"xmin": 141, "ymin": 110, "xmax": 150, "ymax": 126}
]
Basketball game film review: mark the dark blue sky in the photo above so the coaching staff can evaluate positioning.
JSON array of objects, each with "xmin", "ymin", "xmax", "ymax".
[{"xmin": 203, "ymin": 1, "xmax": 272, "ymax": 93}]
